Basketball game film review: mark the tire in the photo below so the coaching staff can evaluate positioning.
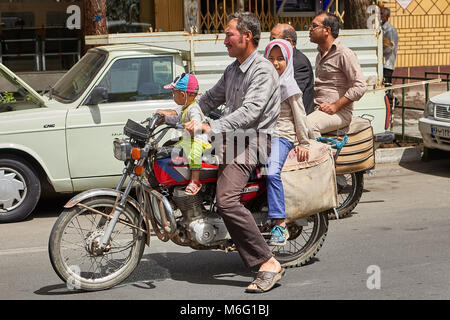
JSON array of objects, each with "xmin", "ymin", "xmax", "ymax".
[
  {"xmin": 48, "ymin": 196, "xmax": 146, "ymax": 291},
  {"xmin": 273, "ymin": 211, "xmax": 329, "ymax": 268},
  {"xmin": 0, "ymin": 156, "xmax": 41, "ymax": 223},
  {"xmin": 331, "ymin": 172, "xmax": 364, "ymax": 220}
]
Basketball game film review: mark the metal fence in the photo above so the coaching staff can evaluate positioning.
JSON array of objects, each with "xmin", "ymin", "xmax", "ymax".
[
  {"xmin": 390, "ymin": 73, "xmax": 450, "ymax": 139},
  {"xmin": 198, "ymin": 0, "xmax": 345, "ymax": 33}
]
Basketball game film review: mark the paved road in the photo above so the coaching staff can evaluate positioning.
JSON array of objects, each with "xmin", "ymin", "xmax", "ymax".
[{"xmin": 1, "ymin": 159, "xmax": 449, "ymax": 302}]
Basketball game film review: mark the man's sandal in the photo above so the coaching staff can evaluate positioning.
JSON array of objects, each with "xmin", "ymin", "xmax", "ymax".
[
  {"xmin": 185, "ymin": 181, "xmax": 202, "ymax": 195},
  {"xmin": 245, "ymin": 269, "xmax": 285, "ymax": 293}
]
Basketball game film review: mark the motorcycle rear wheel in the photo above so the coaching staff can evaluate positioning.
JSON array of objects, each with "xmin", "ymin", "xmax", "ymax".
[
  {"xmin": 331, "ymin": 172, "xmax": 364, "ymax": 219},
  {"xmin": 272, "ymin": 211, "xmax": 329, "ymax": 268},
  {"xmin": 48, "ymin": 196, "xmax": 146, "ymax": 291}
]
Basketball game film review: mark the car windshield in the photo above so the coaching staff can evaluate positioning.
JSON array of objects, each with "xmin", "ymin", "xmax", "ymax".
[{"xmin": 51, "ymin": 51, "xmax": 107, "ymax": 102}]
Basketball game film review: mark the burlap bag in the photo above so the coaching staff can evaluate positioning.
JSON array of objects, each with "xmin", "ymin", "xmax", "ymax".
[{"xmin": 281, "ymin": 140, "xmax": 338, "ymax": 222}]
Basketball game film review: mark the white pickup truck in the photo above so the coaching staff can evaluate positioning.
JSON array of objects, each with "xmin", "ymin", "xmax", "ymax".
[
  {"xmin": 0, "ymin": 29, "xmax": 387, "ymax": 223},
  {"xmin": 0, "ymin": 44, "xmax": 185, "ymax": 222},
  {"xmin": 419, "ymin": 91, "xmax": 450, "ymax": 152}
]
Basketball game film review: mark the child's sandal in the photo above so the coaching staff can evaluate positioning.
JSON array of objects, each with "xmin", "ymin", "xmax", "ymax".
[{"xmin": 185, "ymin": 181, "xmax": 202, "ymax": 195}]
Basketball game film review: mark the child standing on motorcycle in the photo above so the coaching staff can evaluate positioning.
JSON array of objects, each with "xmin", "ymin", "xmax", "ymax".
[{"xmin": 157, "ymin": 73, "xmax": 211, "ymax": 195}]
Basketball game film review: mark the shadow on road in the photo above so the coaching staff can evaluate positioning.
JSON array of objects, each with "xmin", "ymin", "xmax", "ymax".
[
  {"xmin": 34, "ymin": 284, "xmax": 85, "ymax": 296},
  {"xmin": 34, "ymin": 251, "xmax": 253, "ymax": 295},
  {"xmin": 34, "ymin": 249, "xmax": 320, "ymax": 295},
  {"xmin": 27, "ymin": 194, "xmax": 74, "ymax": 221},
  {"xmin": 399, "ymin": 158, "xmax": 450, "ymax": 178}
]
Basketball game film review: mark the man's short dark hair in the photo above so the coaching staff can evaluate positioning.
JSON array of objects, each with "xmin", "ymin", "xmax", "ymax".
[
  {"xmin": 381, "ymin": 7, "xmax": 391, "ymax": 17},
  {"xmin": 282, "ymin": 25, "xmax": 297, "ymax": 46},
  {"xmin": 228, "ymin": 11, "xmax": 261, "ymax": 47},
  {"xmin": 322, "ymin": 13, "xmax": 341, "ymax": 39}
]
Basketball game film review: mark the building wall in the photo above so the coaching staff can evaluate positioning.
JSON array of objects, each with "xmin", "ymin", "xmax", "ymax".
[
  {"xmin": 384, "ymin": 0, "xmax": 450, "ymax": 77},
  {"xmin": 155, "ymin": 0, "xmax": 184, "ymax": 31}
]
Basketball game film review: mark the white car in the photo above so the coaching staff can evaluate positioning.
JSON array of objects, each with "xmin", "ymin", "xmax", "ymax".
[
  {"xmin": 419, "ymin": 91, "xmax": 450, "ymax": 153},
  {"xmin": 0, "ymin": 44, "xmax": 185, "ymax": 222}
]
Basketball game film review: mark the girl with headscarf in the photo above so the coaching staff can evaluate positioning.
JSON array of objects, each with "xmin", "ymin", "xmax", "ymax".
[{"xmin": 264, "ymin": 39, "xmax": 313, "ymax": 246}]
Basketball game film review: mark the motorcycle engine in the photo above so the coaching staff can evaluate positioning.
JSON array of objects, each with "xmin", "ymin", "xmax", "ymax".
[{"xmin": 172, "ymin": 187, "xmax": 229, "ymax": 245}]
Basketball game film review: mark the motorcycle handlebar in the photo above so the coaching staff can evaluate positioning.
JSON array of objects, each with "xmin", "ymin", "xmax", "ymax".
[
  {"xmin": 149, "ymin": 113, "xmax": 164, "ymax": 130},
  {"xmin": 173, "ymin": 123, "xmax": 185, "ymax": 130}
]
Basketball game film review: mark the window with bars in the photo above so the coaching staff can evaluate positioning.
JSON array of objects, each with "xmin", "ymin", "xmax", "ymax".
[{"xmin": 198, "ymin": 0, "xmax": 319, "ymax": 33}]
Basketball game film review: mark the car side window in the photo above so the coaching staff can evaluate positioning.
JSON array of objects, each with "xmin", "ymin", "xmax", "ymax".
[{"xmin": 97, "ymin": 56, "xmax": 173, "ymax": 103}]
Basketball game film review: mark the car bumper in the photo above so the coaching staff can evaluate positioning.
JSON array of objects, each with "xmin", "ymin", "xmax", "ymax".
[{"xmin": 418, "ymin": 117, "xmax": 450, "ymax": 152}]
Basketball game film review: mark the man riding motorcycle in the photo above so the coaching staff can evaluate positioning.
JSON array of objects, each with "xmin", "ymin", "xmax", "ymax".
[{"xmin": 185, "ymin": 11, "xmax": 284, "ymax": 293}]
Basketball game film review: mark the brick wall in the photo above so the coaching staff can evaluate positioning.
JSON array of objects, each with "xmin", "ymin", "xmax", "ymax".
[{"xmin": 384, "ymin": 0, "xmax": 450, "ymax": 78}]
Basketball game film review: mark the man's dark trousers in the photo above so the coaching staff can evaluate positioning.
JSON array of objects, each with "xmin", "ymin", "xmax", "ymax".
[{"xmin": 215, "ymin": 135, "xmax": 273, "ymax": 268}]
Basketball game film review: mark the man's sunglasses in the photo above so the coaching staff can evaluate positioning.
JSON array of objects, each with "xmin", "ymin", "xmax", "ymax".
[{"xmin": 309, "ymin": 23, "xmax": 326, "ymax": 30}]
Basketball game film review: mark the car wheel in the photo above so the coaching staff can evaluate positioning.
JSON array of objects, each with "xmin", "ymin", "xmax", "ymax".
[{"xmin": 0, "ymin": 156, "xmax": 41, "ymax": 223}]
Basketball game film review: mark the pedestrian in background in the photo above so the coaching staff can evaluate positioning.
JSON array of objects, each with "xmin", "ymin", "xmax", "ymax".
[{"xmin": 381, "ymin": 7, "xmax": 398, "ymax": 85}]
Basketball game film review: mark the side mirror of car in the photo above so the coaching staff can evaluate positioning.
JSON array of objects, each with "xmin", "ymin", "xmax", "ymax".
[{"xmin": 86, "ymin": 86, "xmax": 108, "ymax": 105}]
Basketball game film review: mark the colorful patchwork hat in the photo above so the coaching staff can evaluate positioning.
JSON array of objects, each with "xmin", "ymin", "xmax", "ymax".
[{"xmin": 164, "ymin": 73, "xmax": 199, "ymax": 94}]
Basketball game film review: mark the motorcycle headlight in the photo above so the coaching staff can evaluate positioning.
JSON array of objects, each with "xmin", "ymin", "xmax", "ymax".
[
  {"xmin": 424, "ymin": 101, "xmax": 435, "ymax": 117},
  {"xmin": 113, "ymin": 139, "xmax": 132, "ymax": 161}
]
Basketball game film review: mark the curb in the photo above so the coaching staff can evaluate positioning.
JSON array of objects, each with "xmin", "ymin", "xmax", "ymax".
[{"xmin": 375, "ymin": 146, "xmax": 422, "ymax": 164}]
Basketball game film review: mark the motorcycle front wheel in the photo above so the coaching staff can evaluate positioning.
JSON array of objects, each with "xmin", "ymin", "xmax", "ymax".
[
  {"xmin": 48, "ymin": 196, "xmax": 146, "ymax": 291},
  {"xmin": 273, "ymin": 210, "xmax": 329, "ymax": 268}
]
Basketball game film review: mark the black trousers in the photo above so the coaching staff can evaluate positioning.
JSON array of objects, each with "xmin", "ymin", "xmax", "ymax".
[{"xmin": 384, "ymin": 68, "xmax": 394, "ymax": 85}]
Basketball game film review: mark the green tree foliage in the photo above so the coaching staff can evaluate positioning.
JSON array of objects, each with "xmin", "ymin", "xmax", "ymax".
[{"xmin": 0, "ymin": 92, "xmax": 16, "ymax": 104}]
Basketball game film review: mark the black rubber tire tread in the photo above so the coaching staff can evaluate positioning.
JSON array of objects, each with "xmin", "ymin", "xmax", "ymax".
[
  {"xmin": 0, "ymin": 155, "xmax": 41, "ymax": 223},
  {"xmin": 330, "ymin": 172, "xmax": 364, "ymax": 220},
  {"xmin": 277, "ymin": 211, "xmax": 329, "ymax": 269},
  {"xmin": 48, "ymin": 196, "xmax": 146, "ymax": 291}
]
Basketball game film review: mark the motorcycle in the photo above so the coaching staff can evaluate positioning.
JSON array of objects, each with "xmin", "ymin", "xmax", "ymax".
[{"xmin": 48, "ymin": 114, "xmax": 330, "ymax": 291}]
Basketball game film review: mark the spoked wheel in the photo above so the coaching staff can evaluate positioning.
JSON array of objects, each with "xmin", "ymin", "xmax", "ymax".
[
  {"xmin": 331, "ymin": 172, "xmax": 364, "ymax": 219},
  {"xmin": 272, "ymin": 211, "xmax": 329, "ymax": 268},
  {"xmin": 48, "ymin": 196, "xmax": 146, "ymax": 291}
]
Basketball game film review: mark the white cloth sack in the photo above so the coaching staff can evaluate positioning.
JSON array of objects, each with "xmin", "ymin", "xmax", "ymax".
[{"xmin": 281, "ymin": 139, "xmax": 338, "ymax": 222}]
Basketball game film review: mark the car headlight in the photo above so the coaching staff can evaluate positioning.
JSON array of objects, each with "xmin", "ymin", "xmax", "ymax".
[
  {"xmin": 113, "ymin": 139, "xmax": 132, "ymax": 161},
  {"xmin": 424, "ymin": 101, "xmax": 435, "ymax": 117}
]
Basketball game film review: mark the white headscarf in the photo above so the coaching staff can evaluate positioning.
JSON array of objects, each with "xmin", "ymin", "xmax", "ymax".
[{"xmin": 264, "ymin": 39, "xmax": 302, "ymax": 102}]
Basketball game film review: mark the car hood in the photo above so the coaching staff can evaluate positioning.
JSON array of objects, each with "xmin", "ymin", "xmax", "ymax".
[
  {"xmin": 430, "ymin": 91, "xmax": 450, "ymax": 105},
  {"xmin": 0, "ymin": 63, "xmax": 46, "ymax": 110}
]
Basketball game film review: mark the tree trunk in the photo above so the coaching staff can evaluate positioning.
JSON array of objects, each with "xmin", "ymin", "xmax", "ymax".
[
  {"xmin": 83, "ymin": 0, "xmax": 107, "ymax": 51},
  {"xmin": 344, "ymin": 0, "xmax": 371, "ymax": 29}
]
